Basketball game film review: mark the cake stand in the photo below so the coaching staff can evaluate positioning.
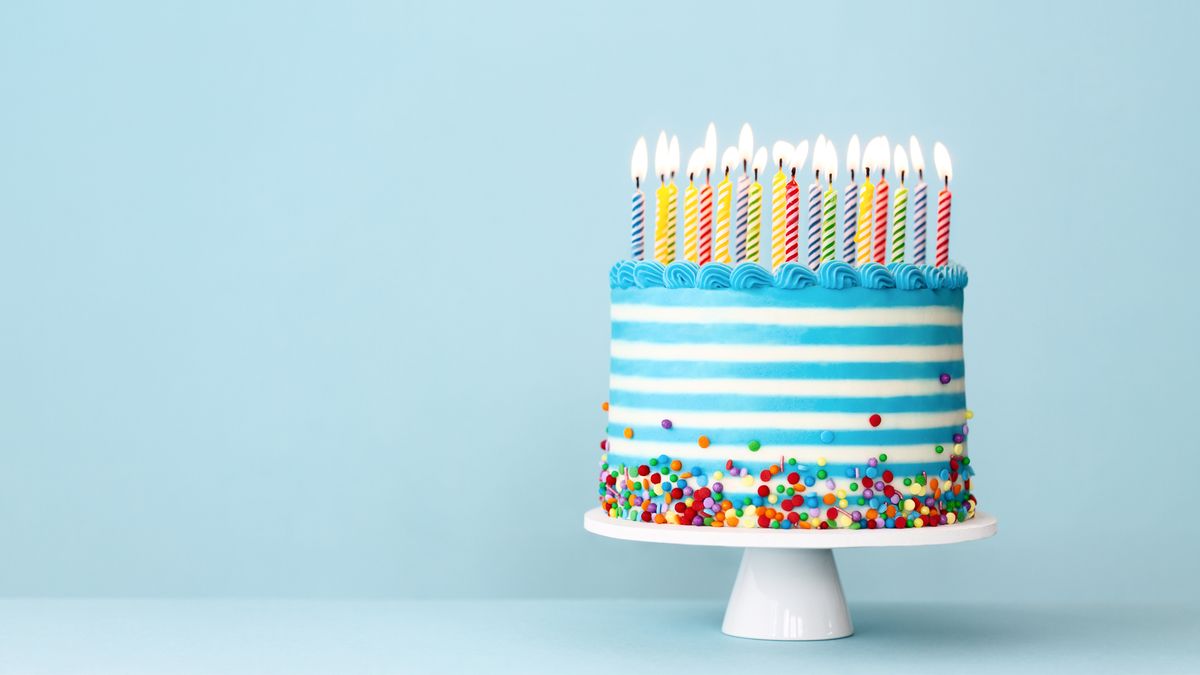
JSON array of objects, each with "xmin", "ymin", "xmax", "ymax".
[{"xmin": 584, "ymin": 507, "xmax": 996, "ymax": 641}]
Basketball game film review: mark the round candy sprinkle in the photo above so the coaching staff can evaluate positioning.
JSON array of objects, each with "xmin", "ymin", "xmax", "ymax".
[
  {"xmin": 623, "ymin": 427, "xmax": 633, "ymax": 439},
  {"xmin": 952, "ymin": 433, "xmax": 965, "ymax": 443},
  {"xmin": 601, "ymin": 401, "xmax": 609, "ymax": 411},
  {"xmin": 748, "ymin": 440, "xmax": 761, "ymax": 452},
  {"xmin": 939, "ymin": 373, "xmax": 951, "ymax": 384},
  {"xmin": 965, "ymin": 409, "xmax": 975, "ymax": 420},
  {"xmin": 935, "ymin": 444, "xmax": 944, "ymax": 454},
  {"xmin": 819, "ymin": 430, "xmax": 834, "ymax": 444},
  {"xmin": 869, "ymin": 414, "xmax": 882, "ymax": 427},
  {"xmin": 600, "ymin": 439, "xmax": 607, "ymax": 450},
  {"xmin": 698, "ymin": 436, "xmax": 710, "ymax": 448},
  {"xmin": 661, "ymin": 419, "xmax": 673, "ymax": 429}
]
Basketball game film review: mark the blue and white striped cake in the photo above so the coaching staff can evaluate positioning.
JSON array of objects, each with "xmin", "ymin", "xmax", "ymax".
[{"xmin": 598, "ymin": 260, "xmax": 976, "ymax": 530}]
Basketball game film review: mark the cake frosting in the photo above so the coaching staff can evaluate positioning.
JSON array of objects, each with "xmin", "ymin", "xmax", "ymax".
[{"xmin": 597, "ymin": 260, "xmax": 976, "ymax": 530}]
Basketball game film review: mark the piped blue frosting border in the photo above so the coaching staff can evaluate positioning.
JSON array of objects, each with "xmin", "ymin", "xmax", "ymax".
[{"xmin": 609, "ymin": 260, "xmax": 968, "ymax": 290}]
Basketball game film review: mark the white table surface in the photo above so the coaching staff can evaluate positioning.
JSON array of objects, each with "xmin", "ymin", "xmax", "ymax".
[{"xmin": 0, "ymin": 598, "xmax": 1196, "ymax": 674}]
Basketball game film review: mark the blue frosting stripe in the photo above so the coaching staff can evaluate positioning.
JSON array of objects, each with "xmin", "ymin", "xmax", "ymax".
[
  {"xmin": 612, "ymin": 287, "xmax": 964, "ymax": 308},
  {"xmin": 609, "ymin": 261, "xmax": 968, "ymax": 290},
  {"xmin": 608, "ymin": 391, "xmax": 967, "ymax": 414},
  {"xmin": 610, "ymin": 359, "xmax": 967, "ymax": 380},
  {"xmin": 605, "ymin": 454, "xmax": 953, "ymax": 481},
  {"xmin": 611, "ymin": 322, "xmax": 963, "ymax": 346},
  {"xmin": 607, "ymin": 424, "xmax": 964, "ymax": 446}
]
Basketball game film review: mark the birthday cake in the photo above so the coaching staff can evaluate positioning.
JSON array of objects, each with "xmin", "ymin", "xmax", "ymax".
[{"xmin": 597, "ymin": 127, "xmax": 976, "ymax": 530}]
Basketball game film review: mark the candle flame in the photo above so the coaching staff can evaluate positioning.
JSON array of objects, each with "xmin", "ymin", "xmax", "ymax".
[
  {"xmin": 893, "ymin": 145, "xmax": 909, "ymax": 180},
  {"xmin": 846, "ymin": 135, "xmax": 861, "ymax": 175},
  {"xmin": 772, "ymin": 141, "xmax": 794, "ymax": 169},
  {"xmin": 704, "ymin": 123, "xmax": 718, "ymax": 173},
  {"xmin": 687, "ymin": 148, "xmax": 705, "ymax": 179},
  {"xmin": 631, "ymin": 137, "xmax": 648, "ymax": 183},
  {"xmin": 908, "ymin": 136, "xmax": 926, "ymax": 174},
  {"xmin": 668, "ymin": 135, "xmax": 680, "ymax": 175},
  {"xmin": 814, "ymin": 134, "xmax": 827, "ymax": 175},
  {"xmin": 738, "ymin": 123, "xmax": 754, "ymax": 165},
  {"xmin": 876, "ymin": 136, "xmax": 890, "ymax": 172},
  {"xmin": 752, "ymin": 146, "xmax": 768, "ymax": 175},
  {"xmin": 790, "ymin": 140, "xmax": 809, "ymax": 172},
  {"xmin": 655, "ymin": 131, "xmax": 669, "ymax": 179},
  {"xmin": 824, "ymin": 138, "xmax": 838, "ymax": 182},
  {"xmin": 721, "ymin": 146, "xmax": 739, "ymax": 174},
  {"xmin": 934, "ymin": 142, "xmax": 953, "ymax": 183}
]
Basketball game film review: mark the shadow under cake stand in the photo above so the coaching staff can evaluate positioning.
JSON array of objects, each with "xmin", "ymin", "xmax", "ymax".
[{"xmin": 583, "ymin": 507, "xmax": 997, "ymax": 641}]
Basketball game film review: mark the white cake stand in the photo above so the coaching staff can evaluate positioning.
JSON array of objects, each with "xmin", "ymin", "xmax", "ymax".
[{"xmin": 584, "ymin": 507, "xmax": 996, "ymax": 641}]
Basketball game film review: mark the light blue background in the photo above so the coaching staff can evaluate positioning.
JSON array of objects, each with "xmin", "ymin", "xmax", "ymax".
[{"xmin": 0, "ymin": 0, "xmax": 1196, "ymax": 606}]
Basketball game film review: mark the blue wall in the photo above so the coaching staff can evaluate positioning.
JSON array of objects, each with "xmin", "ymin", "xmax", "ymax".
[{"xmin": 0, "ymin": 0, "xmax": 1195, "ymax": 601}]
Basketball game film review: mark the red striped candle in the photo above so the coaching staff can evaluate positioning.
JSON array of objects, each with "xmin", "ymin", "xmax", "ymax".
[
  {"xmin": 872, "ymin": 175, "xmax": 889, "ymax": 264},
  {"xmin": 785, "ymin": 172, "xmax": 801, "ymax": 263},
  {"xmin": 698, "ymin": 177, "xmax": 713, "ymax": 264},
  {"xmin": 936, "ymin": 186, "xmax": 952, "ymax": 266}
]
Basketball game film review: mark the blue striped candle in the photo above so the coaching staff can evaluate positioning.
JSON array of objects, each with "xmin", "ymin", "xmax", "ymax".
[
  {"xmin": 842, "ymin": 180, "xmax": 858, "ymax": 262},
  {"xmin": 734, "ymin": 175, "xmax": 750, "ymax": 262},
  {"xmin": 913, "ymin": 178, "xmax": 928, "ymax": 264},
  {"xmin": 631, "ymin": 187, "xmax": 645, "ymax": 260},
  {"xmin": 807, "ymin": 180, "xmax": 822, "ymax": 268}
]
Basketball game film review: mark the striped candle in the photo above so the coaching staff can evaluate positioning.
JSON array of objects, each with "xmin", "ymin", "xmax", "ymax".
[
  {"xmin": 665, "ymin": 181, "xmax": 678, "ymax": 262},
  {"xmin": 807, "ymin": 180, "xmax": 822, "ymax": 268},
  {"xmin": 654, "ymin": 181, "xmax": 671, "ymax": 263},
  {"xmin": 842, "ymin": 180, "xmax": 858, "ymax": 262},
  {"xmin": 872, "ymin": 176, "xmax": 889, "ymax": 264},
  {"xmin": 747, "ymin": 181, "xmax": 763, "ymax": 263},
  {"xmin": 785, "ymin": 174, "xmax": 800, "ymax": 263},
  {"xmin": 913, "ymin": 179, "xmax": 928, "ymax": 264},
  {"xmin": 698, "ymin": 180, "xmax": 713, "ymax": 264},
  {"xmin": 734, "ymin": 175, "xmax": 750, "ymax": 262},
  {"xmin": 821, "ymin": 183, "xmax": 837, "ymax": 263},
  {"xmin": 770, "ymin": 169, "xmax": 787, "ymax": 269},
  {"xmin": 855, "ymin": 173, "xmax": 874, "ymax": 264},
  {"xmin": 683, "ymin": 181, "xmax": 699, "ymax": 262},
  {"xmin": 891, "ymin": 183, "xmax": 907, "ymax": 262},
  {"xmin": 936, "ymin": 186, "xmax": 951, "ymax": 266},
  {"xmin": 631, "ymin": 188, "xmax": 645, "ymax": 260},
  {"xmin": 714, "ymin": 175, "xmax": 733, "ymax": 263}
]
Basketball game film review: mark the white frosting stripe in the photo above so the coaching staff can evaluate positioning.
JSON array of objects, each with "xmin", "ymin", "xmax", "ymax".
[
  {"xmin": 607, "ymin": 406, "xmax": 964, "ymax": 430},
  {"xmin": 609, "ymin": 374, "xmax": 965, "ymax": 397},
  {"xmin": 605, "ymin": 439, "xmax": 946, "ymax": 462},
  {"xmin": 611, "ymin": 304, "xmax": 962, "ymax": 326},
  {"xmin": 611, "ymin": 341, "xmax": 964, "ymax": 363}
]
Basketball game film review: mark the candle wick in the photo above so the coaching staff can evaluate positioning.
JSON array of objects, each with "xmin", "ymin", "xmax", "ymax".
[
  {"xmin": 918, "ymin": 169, "xmax": 924, "ymax": 181},
  {"xmin": 636, "ymin": 176, "xmax": 640, "ymax": 190},
  {"xmin": 850, "ymin": 169, "xmax": 855, "ymax": 182},
  {"xmin": 754, "ymin": 169, "xmax": 759, "ymax": 181},
  {"xmin": 865, "ymin": 168, "xmax": 870, "ymax": 179}
]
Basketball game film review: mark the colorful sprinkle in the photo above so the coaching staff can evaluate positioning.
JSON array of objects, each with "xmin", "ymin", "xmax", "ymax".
[
  {"xmin": 623, "ymin": 427, "xmax": 633, "ymax": 439},
  {"xmin": 939, "ymin": 373, "xmax": 952, "ymax": 384},
  {"xmin": 601, "ymin": 401, "xmax": 609, "ymax": 411},
  {"xmin": 661, "ymin": 419, "xmax": 673, "ymax": 429},
  {"xmin": 748, "ymin": 439, "xmax": 761, "ymax": 452},
  {"xmin": 698, "ymin": 435, "xmax": 710, "ymax": 448},
  {"xmin": 869, "ymin": 414, "xmax": 882, "ymax": 427},
  {"xmin": 820, "ymin": 430, "xmax": 834, "ymax": 444}
]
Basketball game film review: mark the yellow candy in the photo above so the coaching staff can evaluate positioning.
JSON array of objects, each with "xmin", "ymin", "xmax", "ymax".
[
  {"xmin": 712, "ymin": 471, "xmax": 723, "ymax": 481},
  {"xmin": 965, "ymin": 410, "xmax": 974, "ymax": 420},
  {"xmin": 913, "ymin": 518, "xmax": 924, "ymax": 528},
  {"xmin": 839, "ymin": 499, "xmax": 848, "ymax": 508},
  {"xmin": 920, "ymin": 506, "xmax": 930, "ymax": 515},
  {"xmin": 903, "ymin": 498, "xmax": 916, "ymax": 511},
  {"xmin": 741, "ymin": 475, "xmax": 754, "ymax": 487},
  {"xmin": 817, "ymin": 457, "xmax": 827, "ymax": 466},
  {"xmin": 835, "ymin": 489, "xmax": 846, "ymax": 499},
  {"xmin": 767, "ymin": 495, "xmax": 778, "ymax": 505},
  {"xmin": 947, "ymin": 512, "xmax": 957, "ymax": 524},
  {"xmin": 953, "ymin": 443, "xmax": 964, "ymax": 455},
  {"xmin": 684, "ymin": 497, "xmax": 694, "ymax": 507}
]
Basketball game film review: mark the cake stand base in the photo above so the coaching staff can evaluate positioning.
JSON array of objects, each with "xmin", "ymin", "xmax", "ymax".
[{"xmin": 584, "ymin": 507, "xmax": 997, "ymax": 641}]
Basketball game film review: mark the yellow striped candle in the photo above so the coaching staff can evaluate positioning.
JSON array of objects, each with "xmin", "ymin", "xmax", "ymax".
[
  {"xmin": 770, "ymin": 171, "xmax": 787, "ymax": 269},
  {"xmin": 683, "ymin": 180, "xmax": 699, "ymax": 262},
  {"xmin": 855, "ymin": 171, "xmax": 874, "ymax": 265},
  {"xmin": 654, "ymin": 180, "xmax": 672, "ymax": 263},
  {"xmin": 714, "ymin": 173, "xmax": 733, "ymax": 264},
  {"xmin": 665, "ymin": 181, "xmax": 678, "ymax": 262}
]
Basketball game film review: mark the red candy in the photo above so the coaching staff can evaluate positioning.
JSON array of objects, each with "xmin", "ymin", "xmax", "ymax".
[
  {"xmin": 757, "ymin": 516, "xmax": 771, "ymax": 528},
  {"xmin": 670, "ymin": 488, "xmax": 684, "ymax": 500},
  {"xmin": 826, "ymin": 507, "xmax": 838, "ymax": 520},
  {"xmin": 882, "ymin": 470, "xmax": 894, "ymax": 483},
  {"xmin": 600, "ymin": 440, "xmax": 607, "ymax": 450},
  {"xmin": 760, "ymin": 469, "xmax": 772, "ymax": 482},
  {"xmin": 649, "ymin": 473, "xmax": 661, "ymax": 484},
  {"xmin": 757, "ymin": 485, "xmax": 770, "ymax": 497},
  {"xmin": 869, "ymin": 414, "xmax": 882, "ymax": 427},
  {"xmin": 640, "ymin": 511, "xmax": 652, "ymax": 522},
  {"xmin": 786, "ymin": 472, "xmax": 800, "ymax": 485},
  {"xmin": 637, "ymin": 465, "xmax": 650, "ymax": 476}
]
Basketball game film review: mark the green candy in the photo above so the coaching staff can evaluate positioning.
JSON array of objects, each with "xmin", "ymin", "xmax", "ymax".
[
  {"xmin": 748, "ymin": 440, "xmax": 761, "ymax": 452},
  {"xmin": 817, "ymin": 470, "xmax": 827, "ymax": 479},
  {"xmin": 935, "ymin": 445, "xmax": 945, "ymax": 454}
]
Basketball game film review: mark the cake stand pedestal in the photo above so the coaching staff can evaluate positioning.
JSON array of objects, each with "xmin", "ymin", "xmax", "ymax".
[{"xmin": 584, "ymin": 507, "xmax": 996, "ymax": 641}]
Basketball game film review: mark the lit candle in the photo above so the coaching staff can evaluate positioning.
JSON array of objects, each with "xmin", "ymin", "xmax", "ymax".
[
  {"xmin": 770, "ymin": 141, "xmax": 793, "ymax": 270},
  {"xmin": 714, "ymin": 147, "xmax": 737, "ymax": 264},
  {"xmin": 698, "ymin": 124, "xmax": 716, "ymax": 265},
  {"xmin": 666, "ymin": 135, "xmax": 680, "ymax": 262},
  {"xmin": 734, "ymin": 123, "xmax": 753, "ymax": 262},
  {"xmin": 630, "ymin": 137, "xmax": 647, "ymax": 260},
  {"xmin": 821, "ymin": 139, "xmax": 838, "ymax": 263},
  {"xmin": 683, "ymin": 149, "xmax": 703, "ymax": 263},
  {"xmin": 747, "ymin": 147, "xmax": 767, "ymax": 264},
  {"xmin": 872, "ymin": 136, "xmax": 891, "ymax": 264},
  {"xmin": 842, "ymin": 135, "xmax": 860, "ymax": 262},
  {"xmin": 855, "ymin": 138, "xmax": 875, "ymax": 264},
  {"xmin": 891, "ymin": 144, "xmax": 909, "ymax": 263},
  {"xmin": 807, "ymin": 134, "xmax": 825, "ymax": 269},
  {"xmin": 785, "ymin": 141, "xmax": 808, "ymax": 264},
  {"xmin": 934, "ymin": 142, "xmax": 953, "ymax": 266},
  {"xmin": 909, "ymin": 136, "xmax": 929, "ymax": 265},
  {"xmin": 653, "ymin": 131, "xmax": 672, "ymax": 264}
]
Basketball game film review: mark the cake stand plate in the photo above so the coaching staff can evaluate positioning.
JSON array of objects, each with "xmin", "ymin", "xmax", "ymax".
[{"xmin": 584, "ymin": 507, "xmax": 996, "ymax": 641}]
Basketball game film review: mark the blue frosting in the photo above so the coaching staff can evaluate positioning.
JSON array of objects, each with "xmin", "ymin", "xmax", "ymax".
[
  {"xmin": 610, "ymin": 260, "xmax": 968, "ymax": 290},
  {"xmin": 817, "ymin": 261, "xmax": 859, "ymax": 289},
  {"xmin": 730, "ymin": 262, "xmax": 775, "ymax": 289},
  {"xmin": 664, "ymin": 261, "xmax": 699, "ymax": 288}
]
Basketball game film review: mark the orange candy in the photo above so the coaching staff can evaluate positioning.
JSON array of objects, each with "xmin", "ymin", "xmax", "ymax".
[
  {"xmin": 601, "ymin": 401, "xmax": 609, "ymax": 411},
  {"xmin": 653, "ymin": 514, "xmax": 666, "ymax": 524},
  {"xmin": 726, "ymin": 516, "xmax": 739, "ymax": 527},
  {"xmin": 697, "ymin": 435, "xmax": 710, "ymax": 448},
  {"xmin": 822, "ymin": 493, "xmax": 836, "ymax": 505},
  {"xmin": 623, "ymin": 427, "xmax": 633, "ymax": 439},
  {"xmin": 769, "ymin": 465, "xmax": 781, "ymax": 475},
  {"xmin": 669, "ymin": 460, "xmax": 682, "ymax": 471},
  {"xmin": 866, "ymin": 509, "xmax": 879, "ymax": 520}
]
